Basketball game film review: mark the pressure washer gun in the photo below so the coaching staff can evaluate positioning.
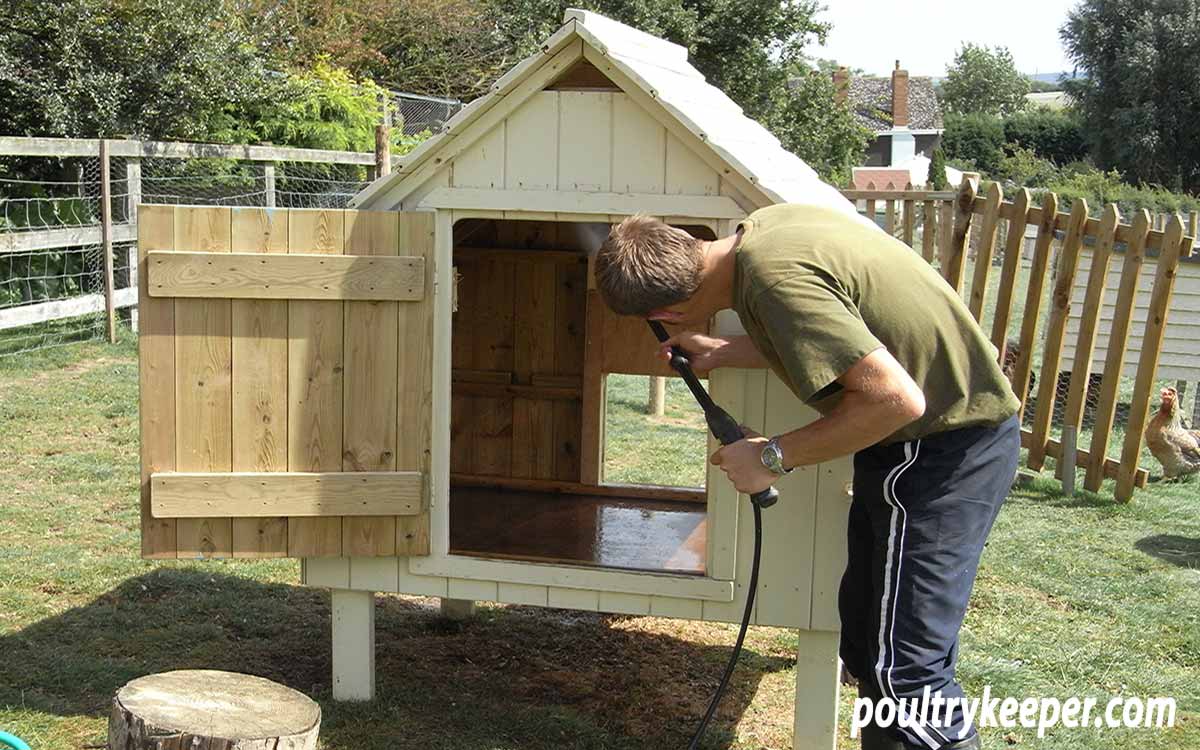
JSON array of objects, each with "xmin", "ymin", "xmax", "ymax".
[{"xmin": 647, "ymin": 321, "xmax": 777, "ymax": 509}]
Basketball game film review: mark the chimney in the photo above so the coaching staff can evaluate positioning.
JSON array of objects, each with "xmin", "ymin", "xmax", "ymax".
[
  {"xmin": 833, "ymin": 67, "xmax": 850, "ymax": 104},
  {"xmin": 891, "ymin": 60, "xmax": 909, "ymax": 128}
]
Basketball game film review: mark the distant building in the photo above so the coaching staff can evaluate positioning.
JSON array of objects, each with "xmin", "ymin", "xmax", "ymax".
[{"xmin": 836, "ymin": 61, "xmax": 944, "ymax": 169}]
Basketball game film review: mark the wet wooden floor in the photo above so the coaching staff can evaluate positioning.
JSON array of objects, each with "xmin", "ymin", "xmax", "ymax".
[{"xmin": 449, "ymin": 486, "xmax": 707, "ymax": 575}]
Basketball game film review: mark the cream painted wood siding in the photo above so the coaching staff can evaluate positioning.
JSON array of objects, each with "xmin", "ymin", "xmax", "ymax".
[
  {"xmin": 449, "ymin": 91, "xmax": 720, "ymax": 199},
  {"xmin": 1062, "ymin": 251, "xmax": 1200, "ymax": 381}
]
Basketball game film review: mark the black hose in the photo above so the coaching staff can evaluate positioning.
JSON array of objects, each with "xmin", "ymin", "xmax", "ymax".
[
  {"xmin": 686, "ymin": 501, "xmax": 764, "ymax": 750},
  {"xmin": 643, "ymin": 320, "xmax": 775, "ymax": 748}
]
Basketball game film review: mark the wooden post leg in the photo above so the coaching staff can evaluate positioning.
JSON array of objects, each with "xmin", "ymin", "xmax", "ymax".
[
  {"xmin": 794, "ymin": 629, "xmax": 841, "ymax": 750},
  {"xmin": 331, "ymin": 589, "xmax": 375, "ymax": 702},
  {"xmin": 440, "ymin": 598, "xmax": 476, "ymax": 621}
]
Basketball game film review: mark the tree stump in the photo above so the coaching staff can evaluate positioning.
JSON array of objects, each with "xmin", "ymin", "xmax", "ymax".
[{"xmin": 108, "ymin": 670, "xmax": 320, "ymax": 750}]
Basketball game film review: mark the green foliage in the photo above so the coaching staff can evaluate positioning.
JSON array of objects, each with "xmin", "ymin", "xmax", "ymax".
[
  {"xmin": 1027, "ymin": 78, "xmax": 1063, "ymax": 93},
  {"xmin": 1002, "ymin": 107, "xmax": 1088, "ymax": 166},
  {"xmin": 942, "ymin": 112, "xmax": 1006, "ymax": 175},
  {"xmin": 928, "ymin": 146, "xmax": 949, "ymax": 190},
  {"xmin": 0, "ymin": 0, "xmax": 287, "ymax": 140},
  {"xmin": 994, "ymin": 145, "xmax": 1059, "ymax": 188},
  {"xmin": 941, "ymin": 43, "xmax": 1030, "ymax": 116},
  {"xmin": 766, "ymin": 71, "xmax": 872, "ymax": 187},
  {"xmin": 1047, "ymin": 166, "xmax": 1200, "ymax": 218},
  {"xmin": 1061, "ymin": 0, "xmax": 1200, "ymax": 192}
]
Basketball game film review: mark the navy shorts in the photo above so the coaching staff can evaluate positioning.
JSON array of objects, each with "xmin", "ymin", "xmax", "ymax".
[{"xmin": 839, "ymin": 414, "xmax": 1019, "ymax": 749}]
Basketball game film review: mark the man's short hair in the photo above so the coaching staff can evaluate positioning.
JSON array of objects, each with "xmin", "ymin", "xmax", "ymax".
[{"xmin": 594, "ymin": 215, "xmax": 705, "ymax": 316}]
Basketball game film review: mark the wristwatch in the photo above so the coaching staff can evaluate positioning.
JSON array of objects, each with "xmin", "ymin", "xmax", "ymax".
[{"xmin": 760, "ymin": 437, "xmax": 792, "ymax": 476}]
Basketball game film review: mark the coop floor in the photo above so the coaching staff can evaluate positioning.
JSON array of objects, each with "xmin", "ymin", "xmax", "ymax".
[{"xmin": 448, "ymin": 486, "xmax": 707, "ymax": 575}]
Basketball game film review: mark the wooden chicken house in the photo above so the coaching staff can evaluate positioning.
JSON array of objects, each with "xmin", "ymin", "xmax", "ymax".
[{"xmin": 137, "ymin": 9, "xmax": 870, "ymax": 747}]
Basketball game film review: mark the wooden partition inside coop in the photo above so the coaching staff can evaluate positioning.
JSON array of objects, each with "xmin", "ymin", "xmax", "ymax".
[{"xmin": 447, "ymin": 218, "xmax": 716, "ymax": 575}]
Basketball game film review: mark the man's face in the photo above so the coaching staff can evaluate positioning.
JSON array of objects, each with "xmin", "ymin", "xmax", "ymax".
[{"xmin": 647, "ymin": 297, "xmax": 707, "ymax": 327}]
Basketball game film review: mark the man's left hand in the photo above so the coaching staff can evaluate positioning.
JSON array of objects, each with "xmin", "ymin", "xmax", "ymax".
[{"xmin": 710, "ymin": 428, "xmax": 777, "ymax": 495}]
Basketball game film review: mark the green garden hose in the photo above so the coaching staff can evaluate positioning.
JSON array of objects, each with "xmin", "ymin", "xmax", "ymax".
[{"xmin": 0, "ymin": 730, "xmax": 30, "ymax": 750}]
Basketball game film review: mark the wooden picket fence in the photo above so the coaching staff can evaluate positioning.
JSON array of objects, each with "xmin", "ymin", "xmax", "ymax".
[{"xmin": 842, "ymin": 181, "xmax": 1196, "ymax": 502}]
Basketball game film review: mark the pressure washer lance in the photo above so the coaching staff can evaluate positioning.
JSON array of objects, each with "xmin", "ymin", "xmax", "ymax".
[{"xmin": 646, "ymin": 321, "xmax": 777, "ymax": 749}]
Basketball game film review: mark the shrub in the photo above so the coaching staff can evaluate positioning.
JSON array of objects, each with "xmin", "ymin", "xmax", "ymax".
[
  {"xmin": 1003, "ymin": 108, "xmax": 1088, "ymax": 166},
  {"xmin": 928, "ymin": 147, "xmax": 949, "ymax": 190},
  {"xmin": 942, "ymin": 112, "xmax": 1006, "ymax": 175},
  {"xmin": 995, "ymin": 145, "xmax": 1060, "ymax": 188}
]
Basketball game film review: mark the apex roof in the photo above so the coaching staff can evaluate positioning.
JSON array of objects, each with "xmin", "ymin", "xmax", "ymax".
[{"xmin": 350, "ymin": 9, "xmax": 857, "ymax": 217}]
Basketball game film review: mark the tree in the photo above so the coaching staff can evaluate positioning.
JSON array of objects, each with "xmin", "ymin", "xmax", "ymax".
[
  {"xmin": 0, "ymin": 0, "xmax": 287, "ymax": 140},
  {"xmin": 941, "ymin": 43, "xmax": 1030, "ymax": 116},
  {"xmin": 928, "ymin": 147, "xmax": 949, "ymax": 190},
  {"xmin": 1002, "ymin": 108, "xmax": 1088, "ymax": 165},
  {"xmin": 941, "ymin": 112, "xmax": 1006, "ymax": 174},
  {"xmin": 1061, "ymin": 0, "xmax": 1200, "ymax": 192}
]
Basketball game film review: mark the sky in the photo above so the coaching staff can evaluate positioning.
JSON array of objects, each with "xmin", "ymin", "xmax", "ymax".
[{"xmin": 809, "ymin": 0, "xmax": 1079, "ymax": 78}]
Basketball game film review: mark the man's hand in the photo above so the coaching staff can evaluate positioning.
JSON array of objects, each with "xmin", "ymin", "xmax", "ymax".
[
  {"xmin": 657, "ymin": 333, "xmax": 769, "ymax": 373},
  {"xmin": 710, "ymin": 428, "xmax": 777, "ymax": 494}
]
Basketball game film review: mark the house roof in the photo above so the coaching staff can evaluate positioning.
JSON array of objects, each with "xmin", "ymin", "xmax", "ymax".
[
  {"xmin": 350, "ymin": 9, "xmax": 862, "ymax": 219},
  {"xmin": 848, "ymin": 76, "xmax": 943, "ymax": 133}
]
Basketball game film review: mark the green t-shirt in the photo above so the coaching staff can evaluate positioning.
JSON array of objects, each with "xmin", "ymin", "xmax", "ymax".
[{"xmin": 733, "ymin": 203, "xmax": 1020, "ymax": 444}]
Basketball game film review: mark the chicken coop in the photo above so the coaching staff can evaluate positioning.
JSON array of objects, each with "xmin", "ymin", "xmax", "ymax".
[{"xmin": 137, "ymin": 9, "xmax": 871, "ymax": 747}]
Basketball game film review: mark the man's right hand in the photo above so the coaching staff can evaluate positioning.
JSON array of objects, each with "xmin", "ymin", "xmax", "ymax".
[{"xmin": 657, "ymin": 333, "xmax": 768, "ymax": 372}]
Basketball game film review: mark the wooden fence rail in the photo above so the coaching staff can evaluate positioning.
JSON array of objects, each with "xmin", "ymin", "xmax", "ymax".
[
  {"xmin": 0, "ymin": 135, "xmax": 395, "ymax": 342},
  {"xmin": 842, "ymin": 181, "xmax": 1195, "ymax": 502}
]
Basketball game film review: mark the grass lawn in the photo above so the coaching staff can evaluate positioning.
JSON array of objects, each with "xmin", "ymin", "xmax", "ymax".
[{"xmin": 1, "ymin": 338, "xmax": 1198, "ymax": 749}]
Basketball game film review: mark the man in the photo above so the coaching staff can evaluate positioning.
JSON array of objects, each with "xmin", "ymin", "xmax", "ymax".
[{"xmin": 594, "ymin": 204, "xmax": 1020, "ymax": 750}]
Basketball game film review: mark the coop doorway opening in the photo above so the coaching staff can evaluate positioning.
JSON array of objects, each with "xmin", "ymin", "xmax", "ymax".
[{"xmin": 447, "ymin": 218, "xmax": 715, "ymax": 576}]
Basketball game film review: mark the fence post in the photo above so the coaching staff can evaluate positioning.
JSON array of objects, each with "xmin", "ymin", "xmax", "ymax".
[
  {"xmin": 1060, "ymin": 425, "xmax": 1077, "ymax": 495},
  {"xmin": 263, "ymin": 164, "xmax": 276, "ymax": 208},
  {"xmin": 99, "ymin": 139, "xmax": 116, "ymax": 343},
  {"xmin": 375, "ymin": 124, "xmax": 392, "ymax": 178},
  {"xmin": 648, "ymin": 376, "xmax": 665, "ymax": 416},
  {"xmin": 124, "ymin": 156, "xmax": 142, "ymax": 332}
]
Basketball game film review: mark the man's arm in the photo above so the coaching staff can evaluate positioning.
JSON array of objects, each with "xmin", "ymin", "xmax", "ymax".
[
  {"xmin": 657, "ymin": 333, "xmax": 770, "ymax": 372},
  {"xmin": 710, "ymin": 348, "xmax": 924, "ymax": 493},
  {"xmin": 775, "ymin": 347, "xmax": 925, "ymax": 466}
]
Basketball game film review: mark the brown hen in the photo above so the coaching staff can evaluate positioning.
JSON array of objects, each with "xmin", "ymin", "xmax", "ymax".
[{"xmin": 1145, "ymin": 387, "xmax": 1200, "ymax": 478}]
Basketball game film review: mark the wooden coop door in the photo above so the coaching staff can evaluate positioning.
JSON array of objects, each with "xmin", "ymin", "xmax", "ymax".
[{"xmin": 137, "ymin": 205, "xmax": 435, "ymax": 560}]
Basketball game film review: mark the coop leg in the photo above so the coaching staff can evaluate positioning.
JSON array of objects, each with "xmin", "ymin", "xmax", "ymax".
[
  {"xmin": 331, "ymin": 589, "xmax": 375, "ymax": 702},
  {"xmin": 794, "ymin": 629, "xmax": 841, "ymax": 750},
  {"xmin": 439, "ymin": 598, "xmax": 476, "ymax": 620}
]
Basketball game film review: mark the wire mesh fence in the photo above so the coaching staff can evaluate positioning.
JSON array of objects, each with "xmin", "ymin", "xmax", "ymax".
[
  {"xmin": 0, "ymin": 135, "xmax": 420, "ymax": 357},
  {"xmin": 390, "ymin": 91, "xmax": 462, "ymax": 136}
]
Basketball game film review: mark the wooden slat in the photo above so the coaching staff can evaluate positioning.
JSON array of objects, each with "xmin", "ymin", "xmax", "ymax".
[
  {"xmin": 990, "ymin": 189, "xmax": 1032, "ymax": 355},
  {"xmin": 174, "ymin": 206, "xmax": 234, "ymax": 558},
  {"xmin": 921, "ymin": 199, "xmax": 936, "ymax": 262},
  {"xmin": 1062, "ymin": 204, "xmax": 1120, "ymax": 435},
  {"xmin": 449, "ymin": 473, "xmax": 704, "ymax": 503},
  {"xmin": 902, "ymin": 193, "xmax": 915, "ymax": 248},
  {"xmin": 452, "ymin": 369, "xmax": 514, "ymax": 384},
  {"xmin": 138, "ymin": 205, "xmax": 177, "ymax": 559},
  {"xmin": 864, "ymin": 197, "xmax": 876, "ymax": 228},
  {"xmin": 512, "ymin": 261, "xmax": 558, "ymax": 479},
  {"xmin": 1117, "ymin": 217, "xmax": 1188, "ymax": 501},
  {"xmin": 342, "ymin": 211, "xmax": 400, "ymax": 556},
  {"xmin": 937, "ymin": 199, "xmax": 954, "ymax": 273},
  {"xmin": 453, "ymin": 381, "xmax": 580, "ymax": 400},
  {"xmin": 230, "ymin": 208, "xmax": 289, "ymax": 557},
  {"xmin": 1019, "ymin": 431, "xmax": 1147, "ymax": 487},
  {"xmin": 1085, "ymin": 211, "xmax": 1151, "ymax": 492},
  {"xmin": 1027, "ymin": 200, "xmax": 1089, "ymax": 471},
  {"xmin": 1011, "ymin": 192, "xmax": 1059, "ymax": 418},
  {"xmin": 147, "ymin": 251, "xmax": 424, "ymax": 301},
  {"xmin": 967, "ymin": 182, "xmax": 1004, "ymax": 321},
  {"xmin": 843, "ymin": 189, "xmax": 958, "ymax": 201},
  {"xmin": 453, "ymin": 247, "xmax": 584, "ymax": 264},
  {"xmin": 287, "ymin": 209, "xmax": 345, "ymax": 557},
  {"xmin": 580, "ymin": 289, "xmax": 606, "ymax": 484},
  {"xmin": 395, "ymin": 212, "xmax": 436, "ymax": 556},
  {"xmin": 554, "ymin": 262, "xmax": 586, "ymax": 481},
  {"xmin": 942, "ymin": 180, "xmax": 977, "ymax": 292},
  {"xmin": 421, "ymin": 187, "xmax": 745, "ymax": 218},
  {"xmin": 470, "ymin": 257, "xmax": 515, "ymax": 476},
  {"xmin": 151, "ymin": 472, "xmax": 423, "ymax": 517},
  {"xmin": 884, "ymin": 199, "xmax": 896, "ymax": 235}
]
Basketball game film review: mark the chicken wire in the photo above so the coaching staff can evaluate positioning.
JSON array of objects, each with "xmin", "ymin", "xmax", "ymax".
[
  {"xmin": 390, "ymin": 91, "xmax": 462, "ymax": 136},
  {"xmin": 1, "ymin": 148, "xmax": 380, "ymax": 357}
]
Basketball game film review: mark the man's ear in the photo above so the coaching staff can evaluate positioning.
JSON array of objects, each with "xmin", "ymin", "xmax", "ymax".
[{"xmin": 647, "ymin": 309, "xmax": 684, "ymax": 323}]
